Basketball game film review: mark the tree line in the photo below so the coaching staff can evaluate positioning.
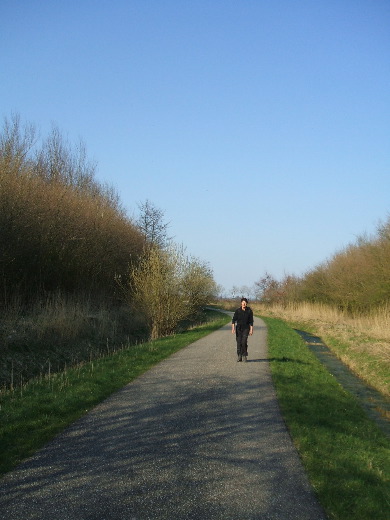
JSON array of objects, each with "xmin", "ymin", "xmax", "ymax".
[
  {"xmin": 0, "ymin": 115, "xmax": 216, "ymax": 387},
  {"xmin": 254, "ymin": 218, "xmax": 390, "ymax": 313},
  {"xmin": 0, "ymin": 115, "xmax": 142, "ymax": 300}
]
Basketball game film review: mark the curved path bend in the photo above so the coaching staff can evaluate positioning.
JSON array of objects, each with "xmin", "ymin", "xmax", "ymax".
[{"xmin": 0, "ymin": 316, "xmax": 327, "ymax": 520}]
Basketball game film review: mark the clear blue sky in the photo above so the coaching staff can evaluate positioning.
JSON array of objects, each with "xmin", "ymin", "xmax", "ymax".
[{"xmin": 1, "ymin": 1, "xmax": 389, "ymax": 295}]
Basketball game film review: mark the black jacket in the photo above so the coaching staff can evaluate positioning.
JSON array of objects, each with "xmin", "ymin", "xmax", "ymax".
[{"xmin": 232, "ymin": 306, "xmax": 254, "ymax": 329}]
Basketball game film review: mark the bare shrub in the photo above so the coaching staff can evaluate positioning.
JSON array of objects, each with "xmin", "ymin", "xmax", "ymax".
[{"xmin": 127, "ymin": 245, "xmax": 216, "ymax": 339}]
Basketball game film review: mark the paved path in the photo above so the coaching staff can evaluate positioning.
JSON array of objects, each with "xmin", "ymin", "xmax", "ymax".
[{"xmin": 0, "ymin": 316, "xmax": 327, "ymax": 520}]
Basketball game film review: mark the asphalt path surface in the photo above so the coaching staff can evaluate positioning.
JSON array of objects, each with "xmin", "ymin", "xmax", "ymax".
[{"xmin": 0, "ymin": 315, "xmax": 327, "ymax": 520}]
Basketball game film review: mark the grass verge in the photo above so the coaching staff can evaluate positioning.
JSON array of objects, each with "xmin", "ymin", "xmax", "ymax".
[
  {"xmin": 250, "ymin": 301, "xmax": 389, "ymax": 399},
  {"xmin": 0, "ymin": 309, "xmax": 230, "ymax": 478},
  {"xmin": 317, "ymin": 333, "xmax": 389, "ymax": 400},
  {"xmin": 263, "ymin": 315, "xmax": 390, "ymax": 520}
]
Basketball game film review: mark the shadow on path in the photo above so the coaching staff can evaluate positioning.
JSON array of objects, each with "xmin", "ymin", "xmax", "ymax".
[{"xmin": 247, "ymin": 358, "xmax": 310, "ymax": 364}]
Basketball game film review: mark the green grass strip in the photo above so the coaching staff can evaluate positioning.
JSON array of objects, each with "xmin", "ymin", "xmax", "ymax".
[
  {"xmin": 0, "ymin": 310, "xmax": 230, "ymax": 477},
  {"xmin": 263, "ymin": 315, "xmax": 390, "ymax": 520}
]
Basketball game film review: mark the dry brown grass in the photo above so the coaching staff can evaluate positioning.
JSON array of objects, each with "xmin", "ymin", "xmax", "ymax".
[
  {"xmin": 0, "ymin": 294, "xmax": 149, "ymax": 390},
  {"xmin": 251, "ymin": 301, "xmax": 390, "ymax": 340}
]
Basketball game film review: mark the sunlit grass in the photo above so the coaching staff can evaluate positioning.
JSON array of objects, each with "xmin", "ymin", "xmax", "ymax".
[{"xmin": 264, "ymin": 315, "xmax": 390, "ymax": 520}]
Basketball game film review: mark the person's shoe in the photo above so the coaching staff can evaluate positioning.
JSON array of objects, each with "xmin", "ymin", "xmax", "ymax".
[
  {"xmin": 243, "ymin": 355, "xmax": 247, "ymax": 362},
  {"xmin": 237, "ymin": 355, "xmax": 242, "ymax": 362}
]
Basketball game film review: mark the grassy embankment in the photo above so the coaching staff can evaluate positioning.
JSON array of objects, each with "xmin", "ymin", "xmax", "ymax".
[
  {"xmin": 252, "ymin": 301, "xmax": 389, "ymax": 400},
  {"xmin": 264, "ymin": 315, "xmax": 389, "ymax": 520},
  {"xmin": 0, "ymin": 309, "xmax": 230, "ymax": 478}
]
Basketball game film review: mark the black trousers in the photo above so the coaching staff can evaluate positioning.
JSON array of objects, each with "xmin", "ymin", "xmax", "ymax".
[{"xmin": 236, "ymin": 326, "xmax": 249, "ymax": 357}]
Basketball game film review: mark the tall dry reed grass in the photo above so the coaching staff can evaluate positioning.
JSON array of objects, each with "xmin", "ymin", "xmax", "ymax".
[{"xmin": 251, "ymin": 301, "xmax": 390, "ymax": 341}]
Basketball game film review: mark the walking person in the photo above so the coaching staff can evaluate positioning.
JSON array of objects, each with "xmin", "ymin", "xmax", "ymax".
[{"xmin": 232, "ymin": 297, "xmax": 254, "ymax": 362}]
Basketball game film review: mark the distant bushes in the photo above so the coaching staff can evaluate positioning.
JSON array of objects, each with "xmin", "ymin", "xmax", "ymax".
[
  {"xmin": 300, "ymin": 219, "xmax": 390, "ymax": 311},
  {"xmin": 256, "ymin": 218, "xmax": 390, "ymax": 313}
]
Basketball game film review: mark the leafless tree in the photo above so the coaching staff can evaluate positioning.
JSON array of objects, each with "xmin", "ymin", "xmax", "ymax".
[{"xmin": 136, "ymin": 199, "xmax": 171, "ymax": 248}]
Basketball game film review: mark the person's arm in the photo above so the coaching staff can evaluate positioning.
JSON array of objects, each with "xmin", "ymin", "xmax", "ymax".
[
  {"xmin": 231, "ymin": 311, "xmax": 237, "ymax": 334},
  {"xmin": 249, "ymin": 309, "xmax": 254, "ymax": 335}
]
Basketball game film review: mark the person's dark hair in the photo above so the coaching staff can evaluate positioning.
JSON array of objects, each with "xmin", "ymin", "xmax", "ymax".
[{"xmin": 241, "ymin": 297, "xmax": 248, "ymax": 303}]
